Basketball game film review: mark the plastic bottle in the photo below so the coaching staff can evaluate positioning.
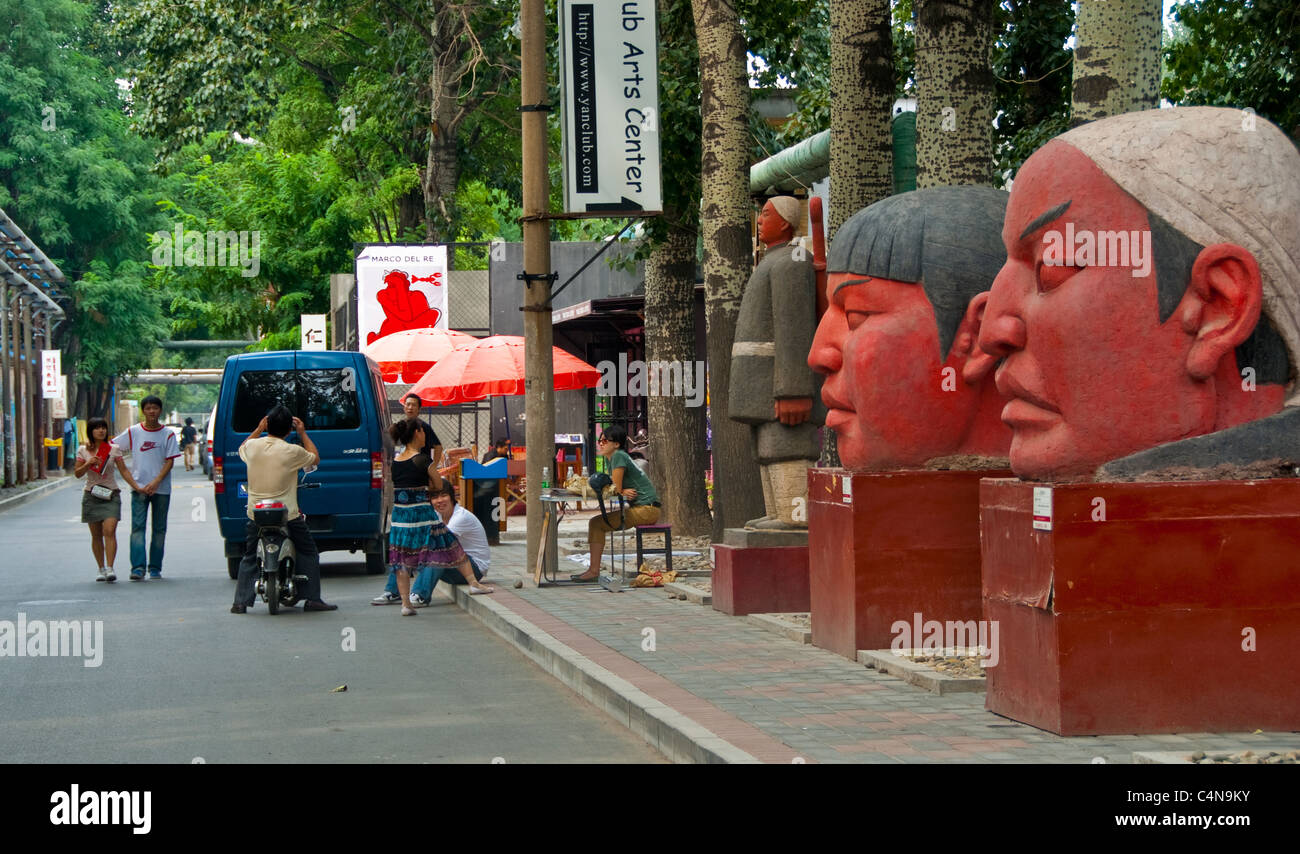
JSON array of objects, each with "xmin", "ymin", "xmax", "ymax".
[{"xmin": 541, "ymin": 466, "xmax": 550, "ymax": 489}]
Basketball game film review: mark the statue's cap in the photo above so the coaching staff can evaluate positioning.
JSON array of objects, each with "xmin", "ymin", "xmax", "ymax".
[{"xmin": 767, "ymin": 196, "xmax": 801, "ymax": 230}]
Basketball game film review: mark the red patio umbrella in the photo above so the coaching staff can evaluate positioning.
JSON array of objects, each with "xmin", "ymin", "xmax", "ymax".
[
  {"xmin": 408, "ymin": 335, "xmax": 602, "ymax": 405},
  {"xmin": 361, "ymin": 328, "xmax": 478, "ymax": 383}
]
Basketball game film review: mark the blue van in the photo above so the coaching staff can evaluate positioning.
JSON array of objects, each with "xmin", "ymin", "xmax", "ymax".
[{"xmin": 213, "ymin": 350, "xmax": 394, "ymax": 578}]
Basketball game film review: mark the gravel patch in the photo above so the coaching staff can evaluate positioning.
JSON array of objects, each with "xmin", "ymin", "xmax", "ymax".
[{"xmin": 1190, "ymin": 749, "xmax": 1300, "ymax": 764}]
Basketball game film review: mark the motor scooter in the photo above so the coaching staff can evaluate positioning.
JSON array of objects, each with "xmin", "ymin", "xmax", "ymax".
[{"xmin": 250, "ymin": 500, "xmax": 308, "ymax": 614}]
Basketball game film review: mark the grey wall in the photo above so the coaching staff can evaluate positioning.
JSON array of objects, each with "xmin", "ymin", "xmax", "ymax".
[
  {"xmin": 488, "ymin": 240, "xmax": 645, "ymax": 444},
  {"xmin": 489, "ymin": 240, "xmax": 645, "ymax": 337}
]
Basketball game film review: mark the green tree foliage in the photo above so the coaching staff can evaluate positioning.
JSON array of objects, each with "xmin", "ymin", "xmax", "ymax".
[
  {"xmin": 0, "ymin": 0, "xmax": 160, "ymax": 272},
  {"xmin": 152, "ymin": 136, "xmax": 367, "ymax": 349},
  {"xmin": 71, "ymin": 260, "xmax": 168, "ymax": 413},
  {"xmin": 993, "ymin": 0, "xmax": 1074, "ymax": 180},
  {"xmin": 0, "ymin": 0, "xmax": 170, "ymax": 416},
  {"xmin": 1163, "ymin": 0, "xmax": 1300, "ymax": 140},
  {"xmin": 112, "ymin": 0, "xmax": 520, "ymax": 243}
]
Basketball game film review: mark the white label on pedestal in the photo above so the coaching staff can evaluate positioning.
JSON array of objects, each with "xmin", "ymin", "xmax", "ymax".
[
  {"xmin": 841, "ymin": 476, "xmax": 852, "ymax": 505},
  {"xmin": 1032, "ymin": 486, "xmax": 1053, "ymax": 531}
]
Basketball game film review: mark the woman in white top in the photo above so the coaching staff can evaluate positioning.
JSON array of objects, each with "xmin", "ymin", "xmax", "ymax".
[{"xmin": 73, "ymin": 417, "xmax": 141, "ymax": 582}]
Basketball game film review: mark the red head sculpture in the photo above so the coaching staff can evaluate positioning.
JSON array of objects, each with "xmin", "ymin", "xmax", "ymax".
[
  {"xmin": 978, "ymin": 107, "xmax": 1300, "ymax": 480},
  {"xmin": 808, "ymin": 187, "xmax": 1013, "ymax": 469}
]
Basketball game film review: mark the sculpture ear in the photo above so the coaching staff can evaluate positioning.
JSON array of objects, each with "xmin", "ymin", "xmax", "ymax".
[
  {"xmin": 958, "ymin": 292, "xmax": 999, "ymax": 383},
  {"xmin": 1181, "ymin": 244, "xmax": 1263, "ymax": 381}
]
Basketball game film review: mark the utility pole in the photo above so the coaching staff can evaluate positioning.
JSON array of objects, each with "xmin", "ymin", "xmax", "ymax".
[{"xmin": 521, "ymin": 0, "xmax": 555, "ymax": 572}]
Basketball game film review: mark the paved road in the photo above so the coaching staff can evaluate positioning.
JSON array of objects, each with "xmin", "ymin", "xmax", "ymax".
[{"xmin": 0, "ymin": 467, "xmax": 661, "ymax": 763}]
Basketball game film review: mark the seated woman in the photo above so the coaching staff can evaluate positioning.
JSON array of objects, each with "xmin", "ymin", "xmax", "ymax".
[
  {"xmin": 570, "ymin": 425, "xmax": 661, "ymax": 583},
  {"xmin": 387, "ymin": 420, "xmax": 492, "ymax": 615}
]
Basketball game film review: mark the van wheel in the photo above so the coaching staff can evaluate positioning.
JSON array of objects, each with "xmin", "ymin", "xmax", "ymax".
[
  {"xmin": 227, "ymin": 557, "xmax": 241, "ymax": 580},
  {"xmin": 365, "ymin": 538, "xmax": 387, "ymax": 575}
]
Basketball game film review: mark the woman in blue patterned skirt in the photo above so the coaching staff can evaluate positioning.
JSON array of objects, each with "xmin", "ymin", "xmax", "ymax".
[{"xmin": 388, "ymin": 419, "xmax": 493, "ymax": 615}]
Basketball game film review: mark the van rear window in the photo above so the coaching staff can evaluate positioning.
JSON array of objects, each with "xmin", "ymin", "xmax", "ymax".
[{"xmin": 232, "ymin": 369, "xmax": 361, "ymax": 432}]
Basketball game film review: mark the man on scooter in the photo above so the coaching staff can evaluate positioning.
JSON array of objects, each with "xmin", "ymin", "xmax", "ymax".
[{"xmin": 230, "ymin": 405, "xmax": 337, "ymax": 613}]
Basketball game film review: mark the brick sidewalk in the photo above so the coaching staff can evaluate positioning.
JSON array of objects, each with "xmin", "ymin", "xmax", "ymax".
[{"xmin": 462, "ymin": 537, "xmax": 1300, "ymax": 764}]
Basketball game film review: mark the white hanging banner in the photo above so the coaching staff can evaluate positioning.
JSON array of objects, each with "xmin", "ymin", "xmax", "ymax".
[
  {"xmin": 558, "ymin": 0, "xmax": 662, "ymax": 215},
  {"xmin": 41, "ymin": 350, "xmax": 61, "ymax": 399},
  {"xmin": 301, "ymin": 314, "xmax": 327, "ymax": 351},
  {"xmin": 52, "ymin": 376, "xmax": 68, "ymax": 419},
  {"xmin": 354, "ymin": 245, "xmax": 449, "ymax": 347}
]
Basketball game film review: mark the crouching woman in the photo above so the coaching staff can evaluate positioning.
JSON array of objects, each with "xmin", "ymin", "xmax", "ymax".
[{"xmin": 387, "ymin": 419, "xmax": 492, "ymax": 615}]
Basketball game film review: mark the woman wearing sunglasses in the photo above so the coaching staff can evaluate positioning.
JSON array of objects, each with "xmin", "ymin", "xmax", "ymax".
[{"xmin": 570, "ymin": 424, "xmax": 661, "ymax": 582}]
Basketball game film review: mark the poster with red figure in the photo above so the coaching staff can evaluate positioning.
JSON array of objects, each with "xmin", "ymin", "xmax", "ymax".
[{"xmin": 355, "ymin": 245, "xmax": 449, "ymax": 345}]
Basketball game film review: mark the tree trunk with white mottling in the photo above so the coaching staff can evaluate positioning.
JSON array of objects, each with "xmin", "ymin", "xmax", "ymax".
[
  {"xmin": 829, "ymin": 0, "xmax": 895, "ymax": 237},
  {"xmin": 693, "ymin": 0, "xmax": 764, "ymax": 539},
  {"xmin": 644, "ymin": 216, "xmax": 713, "ymax": 537},
  {"xmin": 1070, "ymin": 0, "xmax": 1162, "ymax": 126},
  {"xmin": 915, "ymin": 0, "xmax": 996, "ymax": 188}
]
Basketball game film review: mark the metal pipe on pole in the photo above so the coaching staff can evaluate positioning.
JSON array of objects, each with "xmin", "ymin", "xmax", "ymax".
[
  {"xmin": 521, "ymin": 0, "xmax": 555, "ymax": 572},
  {"xmin": 33, "ymin": 310, "xmax": 43, "ymax": 480},
  {"xmin": 20, "ymin": 296, "xmax": 33, "ymax": 482}
]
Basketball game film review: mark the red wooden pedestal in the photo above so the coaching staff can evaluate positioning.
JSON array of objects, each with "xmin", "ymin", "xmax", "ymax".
[
  {"xmin": 808, "ymin": 469, "xmax": 1003, "ymax": 660},
  {"xmin": 712, "ymin": 538, "xmax": 810, "ymax": 616},
  {"xmin": 982, "ymin": 477, "xmax": 1300, "ymax": 735}
]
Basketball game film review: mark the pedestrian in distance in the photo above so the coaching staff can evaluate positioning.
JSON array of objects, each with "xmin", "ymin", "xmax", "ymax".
[
  {"xmin": 570, "ymin": 425, "xmax": 661, "ymax": 583},
  {"xmin": 114, "ymin": 395, "xmax": 181, "ymax": 581},
  {"xmin": 481, "ymin": 436, "xmax": 512, "ymax": 463},
  {"xmin": 73, "ymin": 416, "xmax": 142, "ymax": 583},
  {"xmin": 180, "ymin": 417, "xmax": 198, "ymax": 471},
  {"xmin": 400, "ymin": 393, "xmax": 442, "ymax": 464},
  {"xmin": 379, "ymin": 419, "xmax": 491, "ymax": 616},
  {"xmin": 230, "ymin": 405, "xmax": 337, "ymax": 613}
]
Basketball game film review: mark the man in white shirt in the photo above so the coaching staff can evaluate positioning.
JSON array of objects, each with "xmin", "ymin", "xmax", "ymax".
[
  {"xmin": 230, "ymin": 405, "xmax": 337, "ymax": 613},
  {"xmin": 406, "ymin": 485, "xmax": 491, "ymax": 607},
  {"xmin": 114, "ymin": 395, "xmax": 181, "ymax": 580}
]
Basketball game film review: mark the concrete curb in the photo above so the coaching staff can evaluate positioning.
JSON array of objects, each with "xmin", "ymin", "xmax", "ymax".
[
  {"xmin": 746, "ymin": 613, "xmax": 812, "ymax": 645},
  {"xmin": 439, "ymin": 584, "xmax": 760, "ymax": 764},
  {"xmin": 857, "ymin": 649, "xmax": 987, "ymax": 695},
  {"xmin": 0, "ymin": 476, "xmax": 75, "ymax": 516}
]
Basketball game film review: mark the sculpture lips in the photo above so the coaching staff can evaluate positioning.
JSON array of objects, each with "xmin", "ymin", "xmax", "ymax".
[
  {"xmin": 825, "ymin": 409, "xmax": 856, "ymax": 432},
  {"xmin": 821, "ymin": 388, "xmax": 855, "ymax": 430},
  {"xmin": 996, "ymin": 369, "xmax": 1060, "ymax": 426}
]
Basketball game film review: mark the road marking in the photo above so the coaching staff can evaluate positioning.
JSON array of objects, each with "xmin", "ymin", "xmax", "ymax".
[{"xmin": 18, "ymin": 600, "xmax": 92, "ymax": 606}]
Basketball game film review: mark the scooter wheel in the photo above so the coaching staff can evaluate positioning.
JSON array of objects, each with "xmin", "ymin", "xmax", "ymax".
[{"xmin": 266, "ymin": 573, "xmax": 280, "ymax": 615}]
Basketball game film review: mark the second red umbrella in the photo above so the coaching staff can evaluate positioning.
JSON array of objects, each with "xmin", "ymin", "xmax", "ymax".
[{"xmin": 408, "ymin": 335, "xmax": 602, "ymax": 404}]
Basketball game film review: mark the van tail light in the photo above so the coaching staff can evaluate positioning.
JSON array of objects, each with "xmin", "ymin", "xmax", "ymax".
[
  {"xmin": 371, "ymin": 453, "xmax": 383, "ymax": 489},
  {"xmin": 214, "ymin": 459, "xmax": 224, "ymax": 494}
]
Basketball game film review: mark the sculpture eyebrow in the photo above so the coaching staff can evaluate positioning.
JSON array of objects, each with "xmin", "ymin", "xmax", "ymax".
[
  {"xmin": 832, "ymin": 277, "xmax": 872, "ymax": 297},
  {"xmin": 1018, "ymin": 200, "xmax": 1072, "ymax": 242}
]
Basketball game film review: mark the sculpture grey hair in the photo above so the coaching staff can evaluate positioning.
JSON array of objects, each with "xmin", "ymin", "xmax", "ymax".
[{"xmin": 827, "ymin": 186, "xmax": 1009, "ymax": 359}]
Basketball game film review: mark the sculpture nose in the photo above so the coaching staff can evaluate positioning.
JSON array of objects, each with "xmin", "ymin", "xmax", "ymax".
[
  {"xmin": 808, "ymin": 315, "xmax": 842, "ymax": 374},
  {"xmin": 978, "ymin": 290, "xmax": 1027, "ymax": 357}
]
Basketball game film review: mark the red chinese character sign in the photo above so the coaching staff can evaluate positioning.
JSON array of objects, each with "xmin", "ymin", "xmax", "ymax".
[{"xmin": 355, "ymin": 245, "xmax": 450, "ymax": 345}]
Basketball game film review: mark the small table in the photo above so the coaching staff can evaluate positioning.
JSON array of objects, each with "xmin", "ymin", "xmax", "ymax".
[{"xmin": 537, "ymin": 491, "xmax": 582, "ymax": 584}]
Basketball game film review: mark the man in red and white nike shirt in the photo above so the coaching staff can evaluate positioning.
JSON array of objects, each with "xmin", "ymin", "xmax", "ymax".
[{"xmin": 113, "ymin": 395, "xmax": 181, "ymax": 581}]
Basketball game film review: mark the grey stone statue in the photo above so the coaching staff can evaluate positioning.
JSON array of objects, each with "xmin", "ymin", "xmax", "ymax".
[{"xmin": 730, "ymin": 196, "xmax": 824, "ymax": 529}]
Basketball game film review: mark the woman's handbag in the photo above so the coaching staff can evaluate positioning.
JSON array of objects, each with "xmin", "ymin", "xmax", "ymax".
[
  {"xmin": 588, "ymin": 471, "xmax": 616, "ymax": 525},
  {"xmin": 89, "ymin": 484, "xmax": 116, "ymax": 501}
]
